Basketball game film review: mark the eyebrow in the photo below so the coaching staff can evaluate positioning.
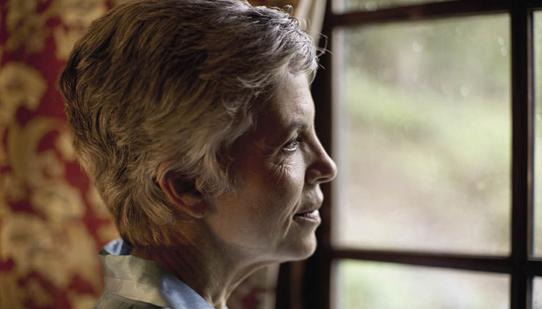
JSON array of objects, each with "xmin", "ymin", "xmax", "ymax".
[
  {"xmin": 257, "ymin": 119, "xmax": 310, "ymax": 155},
  {"xmin": 287, "ymin": 120, "xmax": 308, "ymax": 132},
  {"xmin": 277, "ymin": 120, "xmax": 309, "ymax": 141}
]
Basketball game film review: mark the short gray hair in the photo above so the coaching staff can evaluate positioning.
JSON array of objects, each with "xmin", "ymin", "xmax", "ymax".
[{"xmin": 59, "ymin": 0, "xmax": 318, "ymax": 247}]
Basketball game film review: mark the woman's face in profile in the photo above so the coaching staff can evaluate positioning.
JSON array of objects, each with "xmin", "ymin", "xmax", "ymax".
[{"xmin": 204, "ymin": 73, "xmax": 337, "ymax": 262}]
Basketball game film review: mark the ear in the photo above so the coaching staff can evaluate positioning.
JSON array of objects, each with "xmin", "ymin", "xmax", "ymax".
[{"xmin": 158, "ymin": 171, "xmax": 205, "ymax": 219}]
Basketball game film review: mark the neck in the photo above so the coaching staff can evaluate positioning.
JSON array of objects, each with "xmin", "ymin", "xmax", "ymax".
[{"xmin": 132, "ymin": 228, "xmax": 270, "ymax": 309}]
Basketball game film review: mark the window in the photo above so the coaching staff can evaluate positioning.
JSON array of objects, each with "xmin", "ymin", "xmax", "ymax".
[{"xmin": 276, "ymin": 1, "xmax": 542, "ymax": 309}]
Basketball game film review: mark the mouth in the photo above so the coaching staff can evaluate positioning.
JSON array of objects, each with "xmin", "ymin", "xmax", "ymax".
[{"xmin": 293, "ymin": 209, "xmax": 321, "ymax": 224}]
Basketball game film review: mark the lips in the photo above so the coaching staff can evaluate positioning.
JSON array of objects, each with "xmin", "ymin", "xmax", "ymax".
[
  {"xmin": 294, "ymin": 195, "xmax": 323, "ymax": 223},
  {"xmin": 293, "ymin": 204, "xmax": 322, "ymax": 224},
  {"xmin": 295, "ymin": 209, "xmax": 319, "ymax": 218}
]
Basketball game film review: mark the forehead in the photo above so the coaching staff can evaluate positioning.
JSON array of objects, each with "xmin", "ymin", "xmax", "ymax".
[
  {"xmin": 230, "ymin": 73, "xmax": 314, "ymax": 162},
  {"xmin": 257, "ymin": 73, "xmax": 314, "ymax": 135}
]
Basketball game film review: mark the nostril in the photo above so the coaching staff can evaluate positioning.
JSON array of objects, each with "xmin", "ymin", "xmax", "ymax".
[
  {"xmin": 320, "ymin": 158, "xmax": 337, "ymax": 184},
  {"xmin": 307, "ymin": 155, "xmax": 337, "ymax": 185}
]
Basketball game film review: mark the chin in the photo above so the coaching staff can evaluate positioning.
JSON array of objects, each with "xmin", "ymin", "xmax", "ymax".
[{"xmin": 281, "ymin": 234, "xmax": 318, "ymax": 262}]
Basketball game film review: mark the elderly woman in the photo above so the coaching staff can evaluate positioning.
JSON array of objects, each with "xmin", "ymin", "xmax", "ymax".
[{"xmin": 59, "ymin": 0, "xmax": 336, "ymax": 308}]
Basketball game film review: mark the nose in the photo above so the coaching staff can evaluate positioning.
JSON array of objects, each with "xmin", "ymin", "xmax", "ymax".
[{"xmin": 306, "ymin": 139, "xmax": 337, "ymax": 185}]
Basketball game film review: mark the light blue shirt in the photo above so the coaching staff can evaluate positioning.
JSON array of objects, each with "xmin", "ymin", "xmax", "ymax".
[{"xmin": 97, "ymin": 239, "xmax": 218, "ymax": 309}]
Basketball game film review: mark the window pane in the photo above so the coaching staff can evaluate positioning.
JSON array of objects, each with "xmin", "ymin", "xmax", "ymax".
[
  {"xmin": 534, "ymin": 277, "xmax": 542, "ymax": 308},
  {"xmin": 333, "ymin": 15, "xmax": 511, "ymax": 254},
  {"xmin": 333, "ymin": 0, "xmax": 448, "ymax": 13},
  {"xmin": 333, "ymin": 260, "xmax": 509, "ymax": 309},
  {"xmin": 534, "ymin": 12, "xmax": 542, "ymax": 256}
]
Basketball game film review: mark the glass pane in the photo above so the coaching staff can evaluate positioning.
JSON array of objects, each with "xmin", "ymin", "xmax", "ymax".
[
  {"xmin": 333, "ymin": 0, "xmax": 448, "ymax": 13},
  {"xmin": 333, "ymin": 15, "xmax": 511, "ymax": 254},
  {"xmin": 333, "ymin": 260, "xmax": 509, "ymax": 309},
  {"xmin": 534, "ymin": 277, "xmax": 542, "ymax": 308},
  {"xmin": 534, "ymin": 12, "xmax": 542, "ymax": 256}
]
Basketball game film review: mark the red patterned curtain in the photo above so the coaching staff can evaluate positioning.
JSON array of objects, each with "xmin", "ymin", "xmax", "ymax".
[{"xmin": 0, "ymin": 0, "xmax": 321, "ymax": 308}]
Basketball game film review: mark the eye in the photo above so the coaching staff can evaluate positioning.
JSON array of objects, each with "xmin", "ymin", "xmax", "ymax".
[{"xmin": 283, "ymin": 135, "xmax": 301, "ymax": 153}]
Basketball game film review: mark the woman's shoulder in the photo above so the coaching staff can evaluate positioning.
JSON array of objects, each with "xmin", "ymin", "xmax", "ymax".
[{"xmin": 95, "ymin": 292, "xmax": 165, "ymax": 309}]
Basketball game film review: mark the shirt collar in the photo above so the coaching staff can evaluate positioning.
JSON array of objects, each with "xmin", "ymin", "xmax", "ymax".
[{"xmin": 100, "ymin": 239, "xmax": 216, "ymax": 309}]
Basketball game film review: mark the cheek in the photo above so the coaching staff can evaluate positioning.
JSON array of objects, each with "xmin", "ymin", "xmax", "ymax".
[
  {"xmin": 265, "ymin": 156, "xmax": 306, "ymax": 211},
  {"xmin": 225, "ymin": 155, "xmax": 306, "ymax": 235},
  {"xmin": 234, "ymin": 156, "xmax": 306, "ymax": 223}
]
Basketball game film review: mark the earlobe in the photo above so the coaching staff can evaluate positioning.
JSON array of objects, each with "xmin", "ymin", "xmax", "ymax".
[{"xmin": 158, "ymin": 171, "xmax": 206, "ymax": 219}]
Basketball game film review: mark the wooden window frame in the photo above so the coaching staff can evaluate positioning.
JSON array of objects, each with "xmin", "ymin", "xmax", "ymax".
[{"xmin": 275, "ymin": 1, "xmax": 542, "ymax": 308}]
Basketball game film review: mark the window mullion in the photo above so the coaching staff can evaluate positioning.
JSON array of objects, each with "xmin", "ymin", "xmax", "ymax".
[{"xmin": 510, "ymin": 2, "xmax": 534, "ymax": 309}]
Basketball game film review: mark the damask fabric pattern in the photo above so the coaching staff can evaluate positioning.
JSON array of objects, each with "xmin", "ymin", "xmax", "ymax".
[{"xmin": 0, "ymin": 0, "xmax": 296, "ymax": 308}]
